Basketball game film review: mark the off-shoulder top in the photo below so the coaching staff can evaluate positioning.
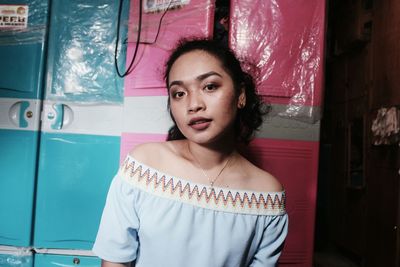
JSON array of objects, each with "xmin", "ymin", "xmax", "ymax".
[{"xmin": 92, "ymin": 155, "xmax": 288, "ymax": 267}]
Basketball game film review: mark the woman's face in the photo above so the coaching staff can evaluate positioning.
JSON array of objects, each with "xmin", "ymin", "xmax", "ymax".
[{"xmin": 168, "ymin": 50, "xmax": 245, "ymax": 145}]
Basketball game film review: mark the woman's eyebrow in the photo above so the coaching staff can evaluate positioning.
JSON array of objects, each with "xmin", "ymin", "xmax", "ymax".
[
  {"xmin": 169, "ymin": 71, "xmax": 222, "ymax": 88},
  {"xmin": 196, "ymin": 71, "xmax": 222, "ymax": 81}
]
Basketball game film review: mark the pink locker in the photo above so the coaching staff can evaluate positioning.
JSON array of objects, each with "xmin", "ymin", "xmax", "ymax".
[
  {"xmin": 124, "ymin": 0, "xmax": 215, "ymax": 96},
  {"xmin": 230, "ymin": 0, "xmax": 326, "ymax": 266},
  {"xmin": 230, "ymin": 0, "xmax": 325, "ymax": 109},
  {"xmin": 243, "ymin": 139, "xmax": 320, "ymax": 266}
]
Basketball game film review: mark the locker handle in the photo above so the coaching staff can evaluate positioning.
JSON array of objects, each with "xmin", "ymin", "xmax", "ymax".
[
  {"xmin": 46, "ymin": 103, "xmax": 73, "ymax": 130},
  {"xmin": 9, "ymin": 101, "xmax": 30, "ymax": 128},
  {"xmin": 50, "ymin": 104, "xmax": 64, "ymax": 130},
  {"xmin": 19, "ymin": 101, "xmax": 29, "ymax": 128}
]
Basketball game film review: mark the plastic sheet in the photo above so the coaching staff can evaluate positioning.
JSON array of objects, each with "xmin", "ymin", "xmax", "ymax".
[
  {"xmin": 0, "ymin": 247, "xmax": 33, "ymax": 267},
  {"xmin": 230, "ymin": 0, "xmax": 326, "ymax": 123},
  {"xmin": 45, "ymin": 0, "xmax": 129, "ymax": 104},
  {"xmin": 0, "ymin": 0, "xmax": 47, "ymax": 45}
]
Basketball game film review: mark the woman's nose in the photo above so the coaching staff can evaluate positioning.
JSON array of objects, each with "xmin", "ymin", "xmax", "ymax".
[{"xmin": 187, "ymin": 93, "xmax": 205, "ymax": 113}]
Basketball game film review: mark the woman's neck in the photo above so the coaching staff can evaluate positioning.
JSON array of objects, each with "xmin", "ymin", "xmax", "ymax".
[{"xmin": 185, "ymin": 139, "xmax": 236, "ymax": 170}]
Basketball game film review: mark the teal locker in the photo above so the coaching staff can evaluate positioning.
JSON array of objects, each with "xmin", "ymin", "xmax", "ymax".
[
  {"xmin": 33, "ymin": 0, "xmax": 128, "ymax": 250},
  {"xmin": 34, "ymin": 133, "xmax": 120, "ymax": 249},
  {"xmin": 0, "ymin": 0, "xmax": 49, "ymax": 247},
  {"xmin": 0, "ymin": 0, "xmax": 48, "ymax": 100}
]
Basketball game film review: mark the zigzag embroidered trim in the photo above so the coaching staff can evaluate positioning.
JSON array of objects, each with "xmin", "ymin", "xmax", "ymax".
[{"xmin": 118, "ymin": 156, "xmax": 286, "ymax": 216}]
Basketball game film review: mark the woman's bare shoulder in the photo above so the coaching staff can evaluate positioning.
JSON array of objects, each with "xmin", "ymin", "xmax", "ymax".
[
  {"xmin": 252, "ymin": 167, "xmax": 284, "ymax": 192},
  {"xmin": 128, "ymin": 142, "xmax": 169, "ymax": 165},
  {"xmin": 128, "ymin": 140, "xmax": 185, "ymax": 167},
  {"xmin": 240, "ymin": 157, "xmax": 284, "ymax": 192}
]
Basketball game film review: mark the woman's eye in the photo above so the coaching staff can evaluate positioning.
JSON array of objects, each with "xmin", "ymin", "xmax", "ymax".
[
  {"xmin": 204, "ymin": 83, "xmax": 218, "ymax": 91},
  {"xmin": 172, "ymin": 91, "xmax": 185, "ymax": 98}
]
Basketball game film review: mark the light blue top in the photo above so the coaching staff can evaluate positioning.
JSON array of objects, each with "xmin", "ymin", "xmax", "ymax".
[{"xmin": 93, "ymin": 155, "xmax": 288, "ymax": 267}]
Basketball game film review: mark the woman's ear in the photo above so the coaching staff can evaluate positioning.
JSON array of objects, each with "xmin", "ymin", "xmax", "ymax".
[{"xmin": 237, "ymin": 87, "xmax": 246, "ymax": 109}]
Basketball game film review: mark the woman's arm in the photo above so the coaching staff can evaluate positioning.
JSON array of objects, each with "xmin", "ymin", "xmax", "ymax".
[
  {"xmin": 93, "ymin": 176, "xmax": 140, "ymax": 266},
  {"xmin": 101, "ymin": 260, "xmax": 133, "ymax": 267},
  {"xmin": 249, "ymin": 215, "xmax": 288, "ymax": 267}
]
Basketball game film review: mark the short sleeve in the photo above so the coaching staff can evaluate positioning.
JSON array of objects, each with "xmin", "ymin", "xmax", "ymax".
[
  {"xmin": 250, "ymin": 214, "xmax": 289, "ymax": 267},
  {"xmin": 92, "ymin": 175, "xmax": 140, "ymax": 263}
]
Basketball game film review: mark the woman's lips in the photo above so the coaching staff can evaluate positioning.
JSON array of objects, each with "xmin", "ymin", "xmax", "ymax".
[{"xmin": 188, "ymin": 117, "xmax": 212, "ymax": 130}]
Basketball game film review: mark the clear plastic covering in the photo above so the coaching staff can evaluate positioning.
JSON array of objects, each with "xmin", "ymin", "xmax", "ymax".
[
  {"xmin": 0, "ymin": 0, "xmax": 47, "ymax": 45},
  {"xmin": 230, "ymin": 0, "xmax": 326, "ymax": 123},
  {"xmin": 0, "ymin": 247, "xmax": 33, "ymax": 267},
  {"xmin": 45, "ymin": 0, "xmax": 129, "ymax": 104}
]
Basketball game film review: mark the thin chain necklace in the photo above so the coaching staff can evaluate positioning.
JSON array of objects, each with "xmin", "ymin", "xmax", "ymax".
[{"xmin": 188, "ymin": 145, "xmax": 233, "ymax": 187}]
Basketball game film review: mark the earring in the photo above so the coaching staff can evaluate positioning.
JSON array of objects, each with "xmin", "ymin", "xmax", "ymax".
[{"xmin": 238, "ymin": 102, "xmax": 245, "ymax": 109}]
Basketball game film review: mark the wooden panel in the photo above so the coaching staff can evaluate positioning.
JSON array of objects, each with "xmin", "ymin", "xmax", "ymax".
[
  {"xmin": 347, "ymin": 48, "xmax": 371, "ymax": 101},
  {"xmin": 328, "ymin": 55, "xmax": 347, "ymax": 104},
  {"xmin": 347, "ymin": 97, "xmax": 367, "ymax": 121},
  {"xmin": 329, "ymin": 115, "xmax": 348, "ymax": 247},
  {"xmin": 365, "ymin": 164, "xmax": 399, "ymax": 267},
  {"xmin": 342, "ymin": 188, "xmax": 366, "ymax": 256},
  {"xmin": 325, "ymin": 0, "xmax": 400, "ymax": 264},
  {"xmin": 371, "ymin": 1, "xmax": 400, "ymax": 108},
  {"xmin": 364, "ymin": 105, "xmax": 399, "ymax": 267},
  {"xmin": 333, "ymin": 0, "xmax": 372, "ymax": 52},
  {"xmin": 368, "ymin": 144, "xmax": 400, "ymax": 170}
]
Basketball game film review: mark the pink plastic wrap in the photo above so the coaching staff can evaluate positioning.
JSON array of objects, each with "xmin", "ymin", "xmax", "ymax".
[
  {"xmin": 230, "ymin": 0, "xmax": 326, "ymax": 123},
  {"xmin": 125, "ymin": 0, "xmax": 215, "ymax": 96}
]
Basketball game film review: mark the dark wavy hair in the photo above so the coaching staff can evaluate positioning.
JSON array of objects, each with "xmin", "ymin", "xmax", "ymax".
[{"xmin": 164, "ymin": 38, "xmax": 270, "ymax": 144}]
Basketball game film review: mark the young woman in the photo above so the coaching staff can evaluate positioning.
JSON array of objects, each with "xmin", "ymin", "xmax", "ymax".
[{"xmin": 93, "ymin": 38, "xmax": 288, "ymax": 267}]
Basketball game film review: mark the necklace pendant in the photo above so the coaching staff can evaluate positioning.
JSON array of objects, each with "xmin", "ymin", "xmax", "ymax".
[{"xmin": 210, "ymin": 181, "xmax": 214, "ymax": 187}]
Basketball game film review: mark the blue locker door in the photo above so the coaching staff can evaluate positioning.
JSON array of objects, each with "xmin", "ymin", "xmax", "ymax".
[
  {"xmin": 33, "ymin": 0, "xmax": 128, "ymax": 250},
  {"xmin": 0, "ymin": 0, "xmax": 48, "ymax": 247},
  {"xmin": 34, "ymin": 130, "xmax": 121, "ymax": 249}
]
